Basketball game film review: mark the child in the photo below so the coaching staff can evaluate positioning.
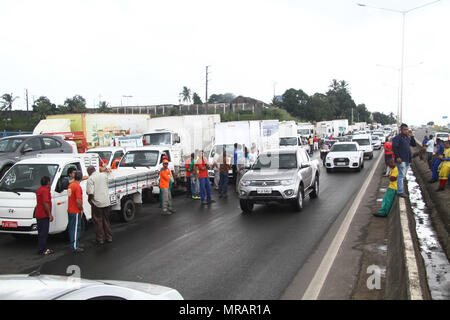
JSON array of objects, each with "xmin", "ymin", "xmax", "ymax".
[
  {"xmin": 374, "ymin": 158, "xmax": 398, "ymax": 217},
  {"xmin": 437, "ymin": 140, "xmax": 450, "ymax": 191}
]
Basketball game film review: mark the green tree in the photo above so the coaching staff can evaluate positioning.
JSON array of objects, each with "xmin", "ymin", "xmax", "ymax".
[
  {"xmin": 326, "ymin": 79, "xmax": 356, "ymax": 120},
  {"xmin": 192, "ymin": 92, "xmax": 203, "ymax": 104},
  {"xmin": 208, "ymin": 93, "xmax": 236, "ymax": 103},
  {"xmin": 97, "ymin": 101, "xmax": 112, "ymax": 113},
  {"xmin": 180, "ymin": 86, "xmax": 191, "ymax": 104},
  {"xmin": 355, "ymin": 103, "xmax": 371, "ymax": 123},
  {"xmin": 0, "ymin": 93, "xmax": 19, "ymax": 112},
  {"xmin": 63, "ymin": 95, "xmax": 87, "ymax": 113},
  {"xmin": 280, "ymin": 89, "xmax": 309, "ymax": 119},
  {"xmin": 32, "ymin": 96, "xmax": 57, "ymax": 119}
]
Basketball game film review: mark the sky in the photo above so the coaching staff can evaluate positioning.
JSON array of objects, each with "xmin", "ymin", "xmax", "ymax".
[{"xmin": 0, "ymin": 0, "xmax": 449, "ymax": 126}]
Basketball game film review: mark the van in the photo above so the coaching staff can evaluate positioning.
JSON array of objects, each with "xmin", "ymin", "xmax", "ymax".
[{"xmin": 352, "ymin": 134, "xmax": 374, "ymax": 159}]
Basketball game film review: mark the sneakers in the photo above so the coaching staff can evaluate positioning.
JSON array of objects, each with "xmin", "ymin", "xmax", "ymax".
[
  {"xmin": 169, "ymin": 208, "xmax": 176, "ymax": 213},
  {"xmin": 201, "ymin": 201, "xmax": 208, "ymax": 205},
  {"xmin": 39, "ymin": 249, "xmax": 54, "ymax": 255},
  {"xmin": 162, "ymin": 210, "xmax": 172, "ymax": 215},
  {"xmin": 72, "ymin": 248, "xmax": 84, "ymax": 253},
  {"xmin": 373, "ymin": 213, "xmax": 387, "ymax": 218},
  {"xmin": 192, "ymin": 196, "xmax": 201, "ymax": 200}
]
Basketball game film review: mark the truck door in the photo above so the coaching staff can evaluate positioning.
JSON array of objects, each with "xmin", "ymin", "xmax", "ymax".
[{"xmin": 299, "ymin": 149, "xmax": 313, "ymax": 187}]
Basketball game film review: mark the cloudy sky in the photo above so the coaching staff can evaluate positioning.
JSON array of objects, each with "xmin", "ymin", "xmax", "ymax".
[{"xmin": 1, "ymin": 0, "xmax": 448, "ymax": 125}]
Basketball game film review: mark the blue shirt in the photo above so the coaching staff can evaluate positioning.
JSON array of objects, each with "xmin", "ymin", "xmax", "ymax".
[
  {"xmin": 233, "ymin": 148, "xmax": 238, "ymax": 166},
  {"xmin": 437, "ymin": 143, "xmax": 444, "ymax": 155},
  {"xmin": 392, "ymin": 134, "xmax": 413, "ymax": 163}
]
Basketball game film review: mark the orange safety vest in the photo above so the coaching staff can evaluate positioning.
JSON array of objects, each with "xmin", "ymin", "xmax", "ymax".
[
  {"xmin": 159, "ymin": 168, "xmax": 173, "ymax": 189},
  {"xmin": 111, "ymin": 158, "xmax": 121, "ymax": 169}
]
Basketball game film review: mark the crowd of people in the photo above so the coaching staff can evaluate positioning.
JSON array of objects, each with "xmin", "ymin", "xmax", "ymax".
[{"xmin": 421, "ymin": 135, "xmax": 450, "ymax": 191}]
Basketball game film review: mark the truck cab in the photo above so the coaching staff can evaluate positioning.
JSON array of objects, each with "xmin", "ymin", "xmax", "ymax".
[
  {"xmin": 86, "ymin": 147, "xmax": 125, "ymax": 168},
  {"xmin": 0, "ymin": 154, "xmax": 98, "ymax": 236}
]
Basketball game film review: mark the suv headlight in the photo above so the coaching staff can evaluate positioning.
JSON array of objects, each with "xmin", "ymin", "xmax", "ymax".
[
  {"xmin": 280, "ymin": 179, "xmax": 294, "ymax": 186},
  {"xmin": 240, "ymin": 180, "xmax": 251, "ymax": 186}
]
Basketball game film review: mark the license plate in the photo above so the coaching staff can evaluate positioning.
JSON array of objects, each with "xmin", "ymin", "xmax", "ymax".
[
  {"xmin": 256, "ymin": 188, "xmax": 272, "ymax": 194},
  {"xmin": 2, "ymin": 221, "xmax": 18, "ymax": 228},
  {"xmin": 110, "ymin": 194, "xmax": 117, "ymax": 202},
  {"xmin": 337, "ymin": 162, "xmax": 346, "ymax": 166}
]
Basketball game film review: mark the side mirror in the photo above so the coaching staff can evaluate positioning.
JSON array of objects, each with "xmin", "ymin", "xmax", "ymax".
[
  {"xmin": 55, "ymin": 177, "xmax": 69, "ymax": 193},
  {"xmin": 300, "ymin": 163, "xmax": 310, "ymax": 169},
  {"xmin": 22, "ymin": 148, "xmax": 33, "ymax": 154}
]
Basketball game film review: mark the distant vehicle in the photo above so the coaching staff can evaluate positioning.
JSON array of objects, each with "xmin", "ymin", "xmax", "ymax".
[
  {"xmin": 238, "ymin": 148, "xmax": 320, "ymax": 213},
  {"xmin": 372, "ymin": 131, "xmax": 387, "ymax": 143},
  {"xmin": 86, "ymin": 147, "xmax": 126, "ymax": 168},
  {"xmin": 324, "ymin": 142, "xmax": 364, "ymax": 172},
  {"xmin": 0, "ymin": 274, "xmax": 183, "ymax": 300},
  {"xmin": 320, "ymin": 139, "xmax": 338, "ymax": 165},
  {"xmin": 352, "ymin": 134, "xmax": 374, "ymax": 159},
  {"xmin": 0, "ymin": 135, "xmax": 73, "ymax": 179},
  {"xmin": 434, "ymin": 132, "xmax": 450, "ymax": 143},
  {"xmin": 371, "ymin": 135, "xmax": 382, "ymax": 150}
]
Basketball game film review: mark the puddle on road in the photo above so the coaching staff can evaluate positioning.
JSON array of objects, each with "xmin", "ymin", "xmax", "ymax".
[{"xmin": 406, "ymin": 170, "xmax": 450, "ymax": 300}]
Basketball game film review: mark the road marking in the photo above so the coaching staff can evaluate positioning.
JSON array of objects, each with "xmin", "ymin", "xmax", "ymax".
[
  {"xmin": 302, "ymin": 151, "xmax": 383, "ymax": 300},
  {"xmin": 399, "ymin": 197, "xmax": 424, "ymax": 300}
]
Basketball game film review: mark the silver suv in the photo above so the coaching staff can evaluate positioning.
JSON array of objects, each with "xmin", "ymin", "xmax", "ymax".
[
  {"xmin": 238, "ymin": 148, "xmax": 320, "ymax": 213},
  {"xmin": 0, "ymin": 135, "xmax": 73, "ymax": 178}
]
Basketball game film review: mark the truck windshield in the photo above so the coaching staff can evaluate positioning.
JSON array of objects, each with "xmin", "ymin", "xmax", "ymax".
[
  {"xmin": 330, "ymin": 144, "xmax": 357, "ymax": 152},
  {"xmin": 280, "ymin": 137, "xmax": 298, "ymax": 146},
  {"xmin": 120, "ymin": 151, "xmax": 159, "ymax": 167},
  {"xmin": 0, "ymin": 138, "xmax": 25, "ymax": 153},
  {"xmin": 297, "ymin": 129, "xmax": 311, "ymax": 136},
  {"xmin": 87, "ymin": 151, "xmax": 112, "ymax": 163},
  {"xmin": 0, "ymin": 164, "xmax": 59, "ymax": 192},
  {"xmin": 143, "ymin": 133, "xmax": 171, "ymax": 145},
  {"xmin": 353, "ymin": 139, "xmax": 370, "ymax": 146},
  {"xmin": 253, "ymin": 153, "xmax": 297, "ymax": 170}
]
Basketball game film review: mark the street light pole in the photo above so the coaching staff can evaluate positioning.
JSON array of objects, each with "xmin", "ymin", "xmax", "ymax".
[{"xmin": 358, "ymin": 0, "xmax": 441, "ymax": 128}]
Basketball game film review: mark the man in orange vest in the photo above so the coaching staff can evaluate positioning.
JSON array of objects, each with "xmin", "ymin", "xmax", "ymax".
[{"xmin": 160, "ymin": 159, "xmax": 175, "ymax": 215}]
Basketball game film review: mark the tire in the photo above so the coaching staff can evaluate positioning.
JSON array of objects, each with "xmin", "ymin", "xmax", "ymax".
[
  {"xmin": 240, "ymin": 199, "xmax": 254, "ymax": 213},
  {"xmin": 292, "ymin": 184, "xmax": 304, "ymax": 212},
  {"xmin": 309, "ymin": 176, "xmax": 319, "ymax": 199},
  {"xmin": 121, "ymin": 198, "xmax": 136, "ymax": 222},
  {"xmin": 361, "ymin": 160, "xmax": 364, "ymax": 169}
]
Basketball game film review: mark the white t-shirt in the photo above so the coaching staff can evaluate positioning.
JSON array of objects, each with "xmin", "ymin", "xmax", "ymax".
[
  {"xmin": 249, "ymin": 152, "xmax": 257, "ymax": 166},
  {"xmin": 426, "ymin": 139, "xmax": 435, "ymax": 153},
  {"xmin": 86, "ymin": 171, "xmax": 111, "ymax": 208},
  {"xmin": 213, "ymin": 153, "xmax": 221, "ymax": 170}
]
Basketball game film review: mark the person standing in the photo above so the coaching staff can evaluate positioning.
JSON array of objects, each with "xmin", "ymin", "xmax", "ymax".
[
  {"xmin": 373, "ymin": 159, "xmax": 398, "ymax": 217},
  {"xmin": 197, "ymin": 150, "xmax": 214, "ymax": 205},
  {"xmin": 35, "ymin": 176, "xmax": 54, "ymax": 255},
  {"xmin": 86, "ymin": 165, "xmax": 112, "ymax": 245},
  {"xmin": 235, "ymin": 144, "xmax": 245, "ymax": 192},
  {"xmin": 189, "ymin": 152, "xmax": 200, "ymax": 200},
  {"xmin": 185, "ymin": 156, "xmax": 192, "ymax": 198},
  {"xmin": 160, "ymin": 159, "xmax": 176, "ymax": 214},
  {"xmin": 425, "ymin": 135, "xmax": 435, "ymax": 169},
  {"xmin": 383, "ymin": 141, "xmax": 394, "ymax": 176},
  {"xmin": 437, "ymin": 140, "xmax": 450, "ymax": 192},
  {"xmin": 392, "ymin": 123, "xmax": 416, "ymax": 198},
  {"xmin": 219, "ymin": 150, "xmax": 231, "ymax": 198},
  {"xmin": 213, "ymin": 147, "xmax": 221, "ymax": 190},
  {"xmin": 232, "ymin": 143, "xmax": 238, "ymax": 186},
  {"xmin": 67, "ymin": 171, "xmax": 84, "ymax": 253},
  {"xmin": 308, "ymin": 136, "xmax": 314, "ymax": 155},
  {"xmin": 313, "ymin": 136, "xmax": 319, "ymax": 151},
  {"xmin": 249, "ymin": 145, "xmax": 258, "ymax": 166}
]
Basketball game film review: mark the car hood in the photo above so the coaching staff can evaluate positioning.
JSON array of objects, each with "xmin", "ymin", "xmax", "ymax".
[
  {"xmin": 327, "ymin": 151, "xmax": 360, "ymax": 158},
  {"xmin": 242, "ymin": 168, "xmax": 297, "ymax": 181}
]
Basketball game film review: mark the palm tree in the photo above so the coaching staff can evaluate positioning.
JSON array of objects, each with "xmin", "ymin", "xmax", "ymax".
[
  {"xmin": 179, "ymin": 86, "xmax": 191, "ymax": 105},
  {"xmin": 0, "ymin": 93, "xmax": 19, "ymax": 112}
]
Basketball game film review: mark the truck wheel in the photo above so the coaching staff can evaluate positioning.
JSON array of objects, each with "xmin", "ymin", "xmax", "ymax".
[
  {"xmin": 121, "ymin": 199, "xmax": 136, "ymax": 222},
  {"xmin": 309, "ymin": 177, "xmax": 319, "ymax": 199},
  {"xmin": 240, "ymin": 200, "xmax": 254, "ymax": 213},
  {"xmin": 292, "ymin": 185, "xmax": 304, "ymax": 212}
]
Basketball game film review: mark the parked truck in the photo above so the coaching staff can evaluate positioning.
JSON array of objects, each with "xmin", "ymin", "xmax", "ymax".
[
  {"xmin": 0, "ymin": 153, "xmax": 159, "ymax": 238},
  {"xmin": 41, "ymin": 113, "xmax": 152, "ymax": 149}
]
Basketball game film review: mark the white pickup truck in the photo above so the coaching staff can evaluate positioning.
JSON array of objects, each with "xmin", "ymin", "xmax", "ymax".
[{"xmin": 0, "ymin": 154, "xmax": 158, "ymax": 238}]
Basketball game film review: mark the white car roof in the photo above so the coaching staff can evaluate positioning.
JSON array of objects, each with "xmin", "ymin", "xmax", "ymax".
[
  {"xmin": 87, "ymin": 147, "xmax": 125, "ymax": 152},
  {"xmin": 332, "ymin": 141, "xmax": 358, "ymax": 145},
  {"xmin": 352, "ymin": 134, "xmax": 371, "ymax": 139},
  {"xmin": 125, "ymin": 146, "xmax": 168, "ymax": 152}
]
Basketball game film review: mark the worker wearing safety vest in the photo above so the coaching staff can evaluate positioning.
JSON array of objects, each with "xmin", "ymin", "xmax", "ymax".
[{"xmin": 160, "ymin": 159, "xmax": 175, "ymax": 214}]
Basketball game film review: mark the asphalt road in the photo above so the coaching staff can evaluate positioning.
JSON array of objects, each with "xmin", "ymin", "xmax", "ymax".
[{"xmin": 0, "ymin": 150, "xmax": 383, "ymax": 299}]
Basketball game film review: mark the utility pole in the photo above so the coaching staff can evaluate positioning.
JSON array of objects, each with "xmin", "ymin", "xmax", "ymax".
[
  {"xmin": 205, "ymin": 66, "xmax": 210, "ymax": 103},
  {"xmin": 25, "ymin": 89, "xmax": 30, "ymax": 128}
]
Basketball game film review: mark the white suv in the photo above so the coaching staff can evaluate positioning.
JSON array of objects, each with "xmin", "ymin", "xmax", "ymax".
[
  {"xmin": 325, "ymin": 142, "xmax": 364, "ymax": 172},
  {"xmin": 352, "ymin": 134, "xmax": 374, "ymax": 159}
]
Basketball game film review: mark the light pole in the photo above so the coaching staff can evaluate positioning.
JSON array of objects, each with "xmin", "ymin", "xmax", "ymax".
[
  {"xmin": 358, "ymin": 0, "xmax": 440, "ymax": 127},
  {"xmin": 122, "ymin": 95, "xmax": 132, "ymax": 114}
]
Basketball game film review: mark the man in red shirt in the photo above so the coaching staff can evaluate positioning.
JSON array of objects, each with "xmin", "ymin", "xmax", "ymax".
[
  {"xmin": 196, "ymin": 150, "xmax": 215, "ymax": 205},
  {"xmin": 185, "ymin": 156, "xmax": 192, "ymax": 198},
  {"xmin": 35, "ymin": 176, "xmax": 54, "ymax": 255},
  {"xmin": 68, "ymin": 171, "xmax": 84, "ymax": 253}
]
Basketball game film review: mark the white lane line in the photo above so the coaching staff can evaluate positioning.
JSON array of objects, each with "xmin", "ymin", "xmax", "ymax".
[
  {"xmin": 399, "ymin": 197, "xmax": 424, "ymax": 300},
  {"xmin": 302, "ymin": 152, "xmax": 383, "ymax": 300}
]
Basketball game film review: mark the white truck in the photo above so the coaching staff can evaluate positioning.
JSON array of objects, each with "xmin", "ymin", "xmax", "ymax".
[
  {"xmin": 86, "ymin": 147, "xmax": 126, "ymax": 168},
  {"xmin": 279, "ymin": 121, "xmax": 307, "ymax": 151},
  {"xmin": 297, "ymin": 123, "xmax": 315, "ymax": 139},
  {"xmin": 316, "ymin": 120, "xmax": 349, "ymax": 138},
  {"xmin": 0, "ymin": 154, "xmax": 158, "ymax": 238}
]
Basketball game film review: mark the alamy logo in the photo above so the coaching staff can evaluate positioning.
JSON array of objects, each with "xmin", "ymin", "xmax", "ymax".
[{"xmin": 366, "ymin": 265, "xmax": 381, "ymax": 290}]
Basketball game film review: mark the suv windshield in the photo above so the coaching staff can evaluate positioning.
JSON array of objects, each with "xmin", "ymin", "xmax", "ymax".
[
  {"xmin": 253, "ymin": 153, "xmax": 297, "ymax": 170},
  {"xmin": 119, "ymin": 151, "xmax": 159, "ymax": 167},
  {"xmin": 0, "ymin": 138, "xmax": 25, "ymax": 153},
  {"xmin": 280, "ymin": 137, "xmax": 298, "ymax": 146},
  {"xmin": 330, "ymin": 144, "xmax": 357, "ymax": 152},
  {"xmin": 353, "ymin": 139, "xmax": 370, "ymax": 146},
  {"xmin": 143, "ymin": 133, "xmax": 171, "ymax": 145},
  {"xmin": 87, "ymin": 151, "xmax": 112, "ymax": 163},
  {"xmin": 0, "ymin": 164, "xmax": 59, "ymax": 192}
]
